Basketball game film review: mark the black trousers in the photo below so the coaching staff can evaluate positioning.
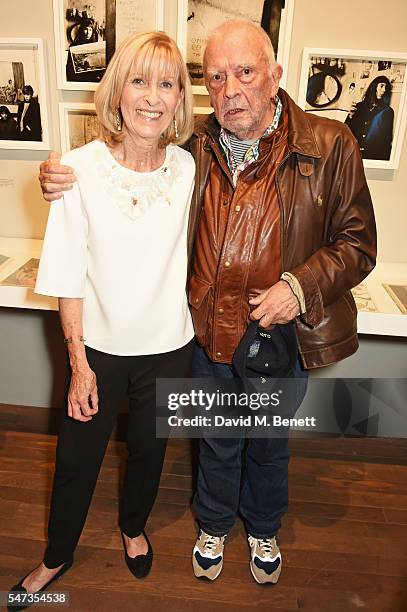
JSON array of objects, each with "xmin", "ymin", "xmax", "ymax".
[{"xmin": 43, "ymin": 340, "xmax": 194, "ymax": 568}]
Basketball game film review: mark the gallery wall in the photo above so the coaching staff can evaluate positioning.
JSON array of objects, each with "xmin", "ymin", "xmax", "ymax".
[
  {"xmin": 1, "ymin": 0, "xmax": 406, "ymax": 261},
  {"xmin": 0, "ymin": 0, "xmax": 406, "ymax": 412},
  {"xmin": 285, "ymin": 0, "xmax": 407, "ymax": 264}
]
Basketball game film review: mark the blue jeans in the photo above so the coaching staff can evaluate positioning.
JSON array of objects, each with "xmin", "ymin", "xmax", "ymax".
[{"xmin": 192, "ymin": 342, "xmax": 308, "ymax": 538}]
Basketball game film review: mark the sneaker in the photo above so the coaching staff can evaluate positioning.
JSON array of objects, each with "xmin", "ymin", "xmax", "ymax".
[
  {"xmin": 192, "ymin": 530, "xmax": 226, "ymax": 580},
  {"xmin": 248, "ymin": 535, "xmax": 282, "ymax": 584}
]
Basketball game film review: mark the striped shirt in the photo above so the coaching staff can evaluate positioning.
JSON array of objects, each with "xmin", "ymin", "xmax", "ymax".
[{"xmin": 219, "ymin": 95, "xmax": 283, "ymax": 186}]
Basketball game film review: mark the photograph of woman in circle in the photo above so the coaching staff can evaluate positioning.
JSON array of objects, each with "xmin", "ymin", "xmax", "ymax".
[{"xmin": 302, "ymin": 54, "xmax": 406, "ymax": 164}]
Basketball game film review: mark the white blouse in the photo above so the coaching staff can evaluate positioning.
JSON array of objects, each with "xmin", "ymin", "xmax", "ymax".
[{"xmin": 35, "ymin": 139, "xmax": 196, "ymax": 356}]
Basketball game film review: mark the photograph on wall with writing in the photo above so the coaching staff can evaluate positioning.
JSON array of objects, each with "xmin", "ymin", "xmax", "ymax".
[
  {"xmin": 183, "ymin": 0, "xmax": 289, "ymax": 89},
  {"xmin": 63, "ymin": 0, "xmax": 107, "ymax": 84},
  {"xmin": 109, "ymin": 0, "xmax": 164, "ymax": 50},
  {"xmin": 55, "ymin": 0, "xmax": 164, "ymax": 89},
  {"xmin": 68, "ymin": 111, "xmax": 99, "ymax": 150},
  {"xmin": 0, "ymin": 41, "xmax": 48, "ymax": 149},
  {"xmin": 299, "ymin": 50, "xmax": 407, "ymax": 167},
  {"xmin": 59, "ymin": 103, "xmax": 100, "ymax": 152}
]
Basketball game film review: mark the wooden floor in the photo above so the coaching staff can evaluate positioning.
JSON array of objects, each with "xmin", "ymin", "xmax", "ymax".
[{"xmin": 0, "ymin": 407, "xmax": 407, "ymax": 611}]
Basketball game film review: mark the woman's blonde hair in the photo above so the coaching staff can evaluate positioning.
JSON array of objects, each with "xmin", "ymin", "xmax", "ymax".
[{"xmin": 95, "ymin": 31, "xmax": 194, "ymax": 147}]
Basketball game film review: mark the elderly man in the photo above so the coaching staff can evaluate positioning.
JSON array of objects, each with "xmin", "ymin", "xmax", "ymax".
[{"xmin": 39, "ymin": 21, "xmax": 376, "ymax": 585}]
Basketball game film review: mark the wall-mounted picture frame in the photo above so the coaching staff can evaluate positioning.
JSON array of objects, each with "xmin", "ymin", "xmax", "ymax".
[
  {"xmin": 59, "ymin": 102, "xmax": 99, "ymax": 153},
  {"xmin": 53, "ymin": 0, "xmax": 165, "ymax": 91},
  {"xmin": 0, "ymin": 38, "xmax": 50, "ymax": 150},
  {"xmin": 298, "ymin": 48, "xmax": 407, "ymax": 170},
  {"xmin": 177, "ymin": 0, "xmax": 295, "ymax": 95}
]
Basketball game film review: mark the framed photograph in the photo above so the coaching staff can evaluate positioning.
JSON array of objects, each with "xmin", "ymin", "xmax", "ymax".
[
  {"xmin": 298, "ymin": 48, "xmax": 407, "ymax": 169},
  {"xmin": 0, "ymin": 38, "xmax": 50, "ymax": 150},
  {"xmin": 53, "ymin": 0, "xmax": 107, "ymax": 91},
  {"xmin": 53, "ymin": 0, "xmax": 164, "ymax": 91},
  {"xmin": 59, "ymin": 102, "xmax": 99, "ymax": 152},
  {"xmin": 383, "ymin": 284, "xmax": 407, "ymax": 315},
  {"xmin": 1, "ymin": 258, "xmax": 40, "ymax": 288},
  {"xmin": 177, "ymin": 0, "xmax": 295, "ymax": 95}
]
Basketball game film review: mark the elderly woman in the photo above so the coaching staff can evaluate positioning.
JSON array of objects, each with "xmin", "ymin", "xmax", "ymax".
[{"xmin": 9, "ymin": 31, "xmax": 195, "ymax": 606}]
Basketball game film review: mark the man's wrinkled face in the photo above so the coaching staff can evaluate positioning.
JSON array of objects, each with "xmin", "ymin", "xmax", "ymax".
[{"xmin": 203, "ymin": 29, "xmax": 281, "ymax": 140}]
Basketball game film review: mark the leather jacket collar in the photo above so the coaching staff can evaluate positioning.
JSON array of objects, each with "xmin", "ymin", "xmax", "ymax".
[{"xmin": 195, "ymin": 89, "xmax": 322, "ymax": 160}]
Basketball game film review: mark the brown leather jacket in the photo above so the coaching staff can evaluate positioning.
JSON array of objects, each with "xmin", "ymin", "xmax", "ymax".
[{"xmin": 186, "ymin": 90, "xmax": 377, "ymax": 369}]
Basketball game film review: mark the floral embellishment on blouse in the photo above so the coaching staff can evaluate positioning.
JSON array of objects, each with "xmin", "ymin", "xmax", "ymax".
[{"xmin": 95, "ymin": 145, "xmax": 182, "ymax": 220}]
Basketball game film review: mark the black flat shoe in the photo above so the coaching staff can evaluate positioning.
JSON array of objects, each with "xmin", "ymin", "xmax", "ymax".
[
  {"xmin": 122, "ymin": 531, "xmax": 153, "ymax": 579},
  {"xmin": 7, "ymin": 559, "xmax": 73, "ymax": 611}
]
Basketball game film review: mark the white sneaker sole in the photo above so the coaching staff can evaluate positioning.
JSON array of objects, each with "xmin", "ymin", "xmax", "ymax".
[
  {"xmin": 249, "ymin": 560, "xmax": 281, "ymax": 585},
  {"xmin": 192, "ymin": 557, "xmax": 223, "ymax": 581}
]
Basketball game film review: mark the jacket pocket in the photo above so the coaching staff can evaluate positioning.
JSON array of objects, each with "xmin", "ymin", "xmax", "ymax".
[{"xmin": 188, "ymin": 275, "xmax": 212, "ymax": 346}]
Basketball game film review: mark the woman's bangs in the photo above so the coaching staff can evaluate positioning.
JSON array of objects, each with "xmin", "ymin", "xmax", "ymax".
[{"xmin": 128, "ymin": 42, "xmax": 180, "ymax": 84}]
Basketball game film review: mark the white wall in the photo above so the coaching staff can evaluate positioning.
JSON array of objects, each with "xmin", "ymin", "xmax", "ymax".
[
  {"xmin": 1, "ymin": 0, "xmax": 407, "ymax": 260},
  {"xmin": 0, "ymin": 0, "xmax": 94, "ymax": 239},
  {"xmin": 0, "ymin": 0, "xmax": 406, "ymax": 411}
]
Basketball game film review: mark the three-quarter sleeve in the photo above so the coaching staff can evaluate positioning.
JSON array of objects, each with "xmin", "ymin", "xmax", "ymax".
[{"xmin": 35, "ymin": 182, "xmax": 88, "ymax": 298}]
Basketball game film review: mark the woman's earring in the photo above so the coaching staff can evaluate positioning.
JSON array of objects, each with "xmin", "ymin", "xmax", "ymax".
[
  {"xmin": 115, "ymin": 108, "xmax": 122, "ymax": 131},
  {"xmin": 173, "ymin": 117, "xmax": 179, "ymax": 139}
]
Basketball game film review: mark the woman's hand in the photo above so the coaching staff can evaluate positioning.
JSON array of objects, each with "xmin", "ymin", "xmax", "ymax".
[
  {"xmin": 68, "ymin": 363, "xmax": 99, "ymax": 422},
  {"xmin": 58, "ymin": 299, "xmax": 95, "ymax": 422}
]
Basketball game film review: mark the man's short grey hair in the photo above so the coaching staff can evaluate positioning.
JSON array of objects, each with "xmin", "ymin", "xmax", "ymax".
[{"xmin": 204, "ymin": 19, "xmax": 277, "ymax": 73}]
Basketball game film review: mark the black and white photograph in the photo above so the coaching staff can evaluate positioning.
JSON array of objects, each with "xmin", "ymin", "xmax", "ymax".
[
  {"xmin": 53, "ymin": 0, "xmax": 107, "ymax": 89},
  {"xmin": 0, "ymin": 38, "xmax": 50, "ymax": 150},
  {"xmin": 298, "ymin": 48, "xmax": 407, "ymax": 169},
  {"xmin": 69, "ymin": 40, "xmax": 106, "ymax": 78},
  {"xmin": 64, "ymin": 0, "xmax": 107, "ymax": 83},
  {"xmin": 177, "ymin": 0, "xmax": 294, "ymax": 93},
  {"xmin": 59, "ymin": 102, "xmax": 99, "ymax": 152},
  {"xmin": 54, "ymin": 0, "xmax": 165, "ymax": 90}
]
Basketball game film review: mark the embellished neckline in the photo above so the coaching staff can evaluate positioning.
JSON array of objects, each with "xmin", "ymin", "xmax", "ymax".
[
  {"xmin": 104, "ymin": 141, "xmax": 169, "ymax": 176},
  {"xmin": 94, "ymin": 141, "xmax": 182, "ymax": 221}
]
